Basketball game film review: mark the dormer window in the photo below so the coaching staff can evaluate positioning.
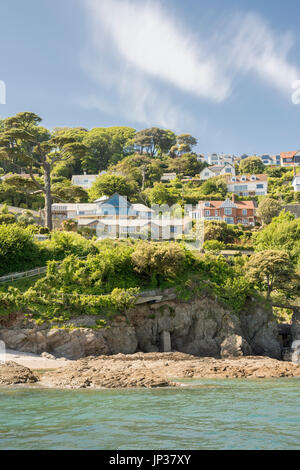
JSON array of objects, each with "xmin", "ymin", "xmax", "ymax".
[
  {"xmin": 231, "ymin": 176, "xmax": 236, "ymax": 182},
  {"xmin": 250, "ymin": 175, "xmax": 256, "ymax": 181},
  {"xmin": 204, "ymin": 202, "xmax": 210, "ymax": 207},
  {"xmin": 241, "ymin": 175, "xmax": 246, "ymax": 181}
]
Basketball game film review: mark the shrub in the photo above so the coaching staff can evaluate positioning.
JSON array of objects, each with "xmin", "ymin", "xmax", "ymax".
[
  {"xmin": 0, "ymin": 224, "xmax": 44, "ymax": 276},
  {"xmin": 131, "ymin": 242, "xmax": 187, "ymax": 286},
  {"xmin": 0, "ymin": 213, "xmax": 16, "ymax": 225},
  {"xmin": 203, "ymin": 240, "xmax": 225, "ymax": 252},
  {"xmin": 45, "ymin": 231, "xmax": 97, "ymax": 260}
]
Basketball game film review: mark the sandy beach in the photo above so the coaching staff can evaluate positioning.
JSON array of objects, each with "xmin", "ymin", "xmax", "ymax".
[{"xmin": 4, "ymin": 349, "xmax": 71, "ymax": 370}]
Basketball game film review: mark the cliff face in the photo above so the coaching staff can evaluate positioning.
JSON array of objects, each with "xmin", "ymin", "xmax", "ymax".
[{"xmin": 0, "ymin": 292, "xmax": 281, "ymax": 360}]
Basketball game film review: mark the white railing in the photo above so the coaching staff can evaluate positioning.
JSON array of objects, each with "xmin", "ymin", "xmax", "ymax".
[
  {"xmin": 0, "ymin": 266, "xmax": 47, "ymax": 283},
  {"xmin": 0, "ymin": 256, "xmax": 88, "ymax": 284}
]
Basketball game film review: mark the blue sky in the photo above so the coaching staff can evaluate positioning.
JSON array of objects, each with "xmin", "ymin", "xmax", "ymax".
[{"xmin": 1, "ymin": 0, "xmax": 300, "ymax": 155}]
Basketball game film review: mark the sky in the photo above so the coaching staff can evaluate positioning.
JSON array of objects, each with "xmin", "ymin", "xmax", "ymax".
[{"xmin": 1, "ymin": 0, "xmax": 300, "ymax": 155}]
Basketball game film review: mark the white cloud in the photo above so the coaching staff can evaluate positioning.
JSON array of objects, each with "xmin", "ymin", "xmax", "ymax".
[
  {"xmin": 226, "ymin": 12, "xmax": 299, "ymax": 93},
  {"xmin": 79, "ymin": 0, "xmax": 300, "ymax": 128}
]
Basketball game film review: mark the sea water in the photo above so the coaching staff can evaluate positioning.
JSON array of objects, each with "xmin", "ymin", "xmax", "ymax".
[{"xmin": 0, "ymin": 378, "xmax": 299, "ymax": 450}]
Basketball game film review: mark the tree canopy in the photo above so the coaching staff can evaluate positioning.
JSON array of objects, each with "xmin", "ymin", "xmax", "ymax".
[{"xmin": 239, "ymin": 156, "xmax": 265, "ymax": 174}]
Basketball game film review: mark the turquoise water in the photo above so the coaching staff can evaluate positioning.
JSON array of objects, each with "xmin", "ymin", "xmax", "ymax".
[{"xmin": 0, "ymin": 378, "xmax": 300, "ymax": 450}]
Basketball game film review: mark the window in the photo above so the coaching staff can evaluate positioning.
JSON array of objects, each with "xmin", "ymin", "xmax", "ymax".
[
  {"xmin": 204, "ymin": 202, "xmax": 210, "ymax": 207},
  {"xmin": 242, "ymin": 209, "xmax": 247, "ymax": 215},
  {"xmin": 256, "ymin": 184, "xmax": 264, "ymax": 189},
  {"xmin": 250, "ymin": 175, "xmax": 256, "ymax": 181},
  {"xmin": 241, "ymin": 175, "xmax": 246, "ymax": 181},
  {"xmin": 205, "ymin": 210, "xmax": 210, "ymax": 216},
  {"xmin": 224, "ymin": 208, "xmax": 232, "ymax": 215},
  {"xmin": 215, "ymin": 210, "xmax": 218, "ymax": 216},
  {"xmin": 231, "ymin": 177, "xmax": 236, "ymax": 182},
  {"xmin": 225, "ymin": 168, "xmax": 232, "ymax": 173},
  {"xmin": 224, "ymin": 217, "xmax": 234, "ymax": 224},
  {"xmin": 242, "ymin": 219, "xmax": 248, "ymax": 224}
]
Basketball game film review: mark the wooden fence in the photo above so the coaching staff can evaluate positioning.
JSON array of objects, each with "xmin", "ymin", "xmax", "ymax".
[
  {"xmin": 0, "ymin": 256, "xmax": 88, "ymax": 284},
  {"xmin": 0, "ymin": 266, "xmax": 47, "ymax": 283}
]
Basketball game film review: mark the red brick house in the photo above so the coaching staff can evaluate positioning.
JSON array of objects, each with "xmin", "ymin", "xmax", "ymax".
[{"xmin": 191, "ymin": 196, "xmax": 256, "ymax": 226}]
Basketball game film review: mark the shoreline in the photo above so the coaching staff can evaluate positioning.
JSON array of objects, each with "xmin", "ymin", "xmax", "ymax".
[{"xmin": 1, "ymin": 351, "xmax": 300, "ymax": 389}]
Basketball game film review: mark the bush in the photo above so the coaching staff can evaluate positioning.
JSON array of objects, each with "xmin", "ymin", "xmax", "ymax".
[
  {"xmin": 0, "ymin": 213, "xmax": 16, "ymax": 225},
  {"xmin": 203, "ymin": 240, "xmax": 225, "ymax": 252},
  {"xmin": 45, "ymin": 231, "xmax": 97, "ymax": 260},
  {"xmin": 131, "ymin": 242, "xmax": 187, "ymax": 286},
  {"xmin": 0, "ymin": 224, "xmax": 44, "ymax": 276}
]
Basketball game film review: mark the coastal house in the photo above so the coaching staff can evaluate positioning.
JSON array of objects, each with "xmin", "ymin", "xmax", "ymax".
[
  {"xmin": 206, "ymin": 153, "xmax": 234, "ymax": 166},
  {"xmin": 199, "ymin": 163, "xmax": 235, "ymax": 181},
  {"xmin": 71, "ymin": 172, "xmax": 106, "ymax": 190},
  {"xmin": 260, "ymin": 155, "xmax": 271, "ymax": 165},
  {"xmin": 190, "ymin": 196, "xmax": 256, "ymax": 226},
  {"xmin": 280, "ymin": 151, "xmax": 300, "ymax": 167},
  {"xmin": 225, "ymin": 174, "xmax": 268, "ymax": 196},
  {"xmin": 52, "ymin": 193, "xmax": 192, "ymax": 240}
]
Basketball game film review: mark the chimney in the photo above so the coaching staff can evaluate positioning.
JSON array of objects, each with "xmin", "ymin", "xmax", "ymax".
[{"xmin": 232, "ymin": 193, "xmax": 236, "ymax": 203}]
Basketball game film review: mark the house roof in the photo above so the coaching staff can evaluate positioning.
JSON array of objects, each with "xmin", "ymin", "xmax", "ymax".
[
  {"xmin": 225, "ymin": 174, "xmax": 268, "ymax": 183},
  {"xmin": 198, "ymin": 199, "xmax": 255, "ymax": 209},
  {"xmin": 280, "ymin": 151, "xmax": 297, "ymax": 160},
  {"xmin": 131, "ymin": 203, "xmax": 154, "ymax": 213}
]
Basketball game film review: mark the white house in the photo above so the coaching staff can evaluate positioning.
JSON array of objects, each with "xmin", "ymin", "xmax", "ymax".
[
  {"xmin": 206, "ymin": 154, "xmax": 234, "ymax": 166},
  {"xmin": 225, "ymin": 174, "xmax": 268, "ymax": 196},
  {"xmin": 199, "ymin": 163, "xmax": 235, "ymax": 181},
  {"xmin": 52, "ymin": 193, "xmax": 192, "ymax": 240},
  {"xmin": 71, "ymin": 172, "xmax": 106, "ymax": 190},
  {"xmin": 292, "ymin": 173, "xmax": 300, "ymax": 192}
]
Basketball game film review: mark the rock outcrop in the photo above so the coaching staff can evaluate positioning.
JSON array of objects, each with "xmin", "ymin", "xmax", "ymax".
[
  {"xmin": 1, "ymin": 354, "xmax": 300, "ymax": 389},
  {"xmin": 38, "ymin": 353, "xmax": 300, "ymax": 388},
  {"xmin": 0, "ymin": 292, "xmax": 282, "ymax": 360},
  {"xmin": 0, "ymin": 361, "xmax": 38, "ymax": 385}
]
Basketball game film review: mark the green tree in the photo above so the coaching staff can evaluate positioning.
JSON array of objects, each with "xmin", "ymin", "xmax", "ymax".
[
  {"xmin": 131, "ymin": 242, "xmax": 186, "ymax": 286},
  {"xmin": 133, "ymin": 128, "xmax": 176, "ymax": 156},
  {"xmin": 256, "ymin": 197, "xmax": 282, "ymax": 225},
  {"xmin": 167, "ymin": 153, "xmax": 205, "ymax": 177},
  {"xmin": 239, "ymin": 156, "xmax": 265, "ymax": 174},
  {"xmin": 170, "ymin": 134, "xmax": 197, "ymax": 156},
  {"xmin": 253, "ymin": 210, "xmax": 300, "ymax": 263},
  {"xmin": 82, "ymin": 127, "xmax": 135, "ymax": 172},
  {"xmin": 201, "ymin": 177, "xmax": 227, "ymax": 197},
  {"xmin": 110, "ymin": 154, "xmax": 164, "ymax": 189},
  {"xmin": 204, "ymin": 220, "xmax": 238, "ymax": 243},
  {"xmin": 143, "ymin": 182, "xmax": 180, "ymax": 206},
  {"xmin": 0, "ymin": 224, "xmax": 43, "ymax": 275},
  {"xmin": 52, "ymin": 180, "xmax": 88, "ymax": 203},
  {"xmin": 0, "ymin": 112, "xmax": 87, "ymax": 229},
  {"xmin": 246, "ymin": 250, "xmax": 296, "ymax": 298},
  {"xmin": 89, "ymin": 174, "xmax": 138, "ymax": 201}
]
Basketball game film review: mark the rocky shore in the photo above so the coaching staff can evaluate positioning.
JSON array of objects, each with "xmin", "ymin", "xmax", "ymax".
[{"xmin": 1, "ymin": 352, "xmax": 300, "ymax": 389}]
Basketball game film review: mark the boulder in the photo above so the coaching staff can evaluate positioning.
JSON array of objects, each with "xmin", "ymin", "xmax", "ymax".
[{"xmin": 220, "ymin": 334, "xmax": 251, "ymax": 358}]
